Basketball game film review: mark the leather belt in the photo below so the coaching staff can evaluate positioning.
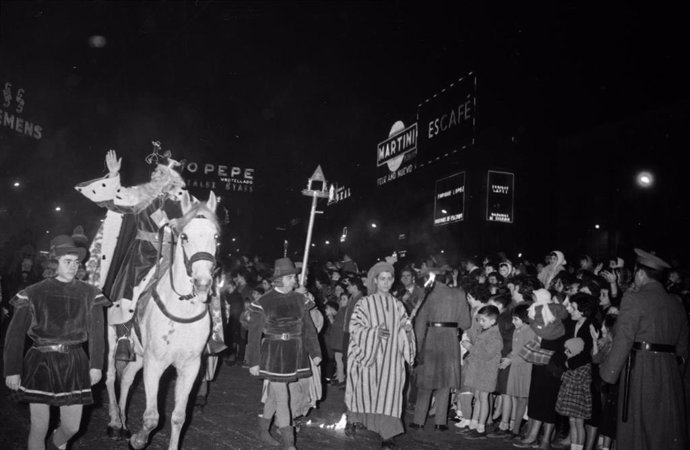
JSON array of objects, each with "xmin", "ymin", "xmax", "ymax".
[
  {"xmin": 32, "ymin": 344, "xmax": 82, "ymax": 353},
  {"xmin": 427, "ymin": 322, "xmax": 458, "ymax": 328},
  {"xmin": 265, "ymin": 333, "xmax": 301, "ymax": 341},
  {"xmin": 632, "ymin": 341, "xmax": 675, "ymax": 353}
]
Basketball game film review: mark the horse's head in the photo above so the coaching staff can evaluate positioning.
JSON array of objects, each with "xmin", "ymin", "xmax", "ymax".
[{"xmin": 178, "ymin": 191, "xmax": 220, "ymax": 296}]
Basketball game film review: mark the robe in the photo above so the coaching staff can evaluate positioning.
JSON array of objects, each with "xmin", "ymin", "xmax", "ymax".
[{"xmin": 345, "ymin": 293, "xmax": 415, "ymax": 419}]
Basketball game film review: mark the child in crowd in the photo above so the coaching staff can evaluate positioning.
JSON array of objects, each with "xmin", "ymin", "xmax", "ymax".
[
  {"xmin": 488, "ymin": 294, "xmax": 514, "ymax": 437},
  {"xmin": 461, "ymin": 305, "xmax": 503, "ymax": 439},
  {"xmin": 592, "ymin": 314, "xmax": 618, "ymax": 450},
  {"xmin": 324, "ymin": 300, "xmax": 344, "ymax": 385},
  {"xmin": 505, "ymin": 303, "xmax": 536, "ymax": 439},
  {"xmin": 455, "ymin": 283, "xmax": 491, "ymax": 429}
]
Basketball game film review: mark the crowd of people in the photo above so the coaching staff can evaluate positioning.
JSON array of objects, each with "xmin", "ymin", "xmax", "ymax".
[
  {"xmin": 0, "ymin": 146, "xmax": 687, "ymax": 450},
  {"xmin": 206, "ymin": 246, "xmax": 689, "ymax": 450}
]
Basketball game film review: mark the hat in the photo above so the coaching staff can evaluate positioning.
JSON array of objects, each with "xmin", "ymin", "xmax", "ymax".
[
  {"xmin": 634, "ymin": 248, "xmax": 671, "ymax": 271},
  {"xmin": 366, "ymin": 261, "xmax": 395, "ymax": 294},
  {"xmin": 271, "ymin": 258, "xmax": 300, "ymax": 280},
  {"xmin": 71, "ymin": 225, "xmax": 88, "ymax": 247},
  {"xmin": 50, "ymin": 235, "xmax": 86, "ymax": 262}
]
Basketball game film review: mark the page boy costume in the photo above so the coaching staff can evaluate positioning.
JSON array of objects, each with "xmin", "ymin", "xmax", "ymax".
[{"xmin": 3, "ymin": 235, "xmax": 110, "ymax": 405}]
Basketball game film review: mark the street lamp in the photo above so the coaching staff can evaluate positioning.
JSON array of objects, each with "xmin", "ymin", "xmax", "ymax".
[
  {"xmin": 636, "ymin": 171, "xmax": 653, "ymax": 188},
  {"xmin": 300, "ymin": 165, "xmax": 331, "ymax": 286}
]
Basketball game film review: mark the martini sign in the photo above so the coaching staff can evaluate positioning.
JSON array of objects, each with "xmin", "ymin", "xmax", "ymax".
[{"xmin": 376, "ymin": 121, "xmax": 417, "ymax": 187}]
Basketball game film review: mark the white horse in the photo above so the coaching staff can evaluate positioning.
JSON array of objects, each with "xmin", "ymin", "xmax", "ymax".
[{"xmin": 104, "ymin": 191, "xmax": 220, "ymax": 450}]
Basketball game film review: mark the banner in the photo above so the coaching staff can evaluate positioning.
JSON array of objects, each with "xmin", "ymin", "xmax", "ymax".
[
  {"xmin": 417, "ymin": 73, "xmax": 476, "ymax": 164},
  {"xmin": 434, "ymin": 171, "xmax": 466, "ymax": 225},
  {"xmin": 486, "ymin": 170, "xmax": 514, "ymax": 223}
]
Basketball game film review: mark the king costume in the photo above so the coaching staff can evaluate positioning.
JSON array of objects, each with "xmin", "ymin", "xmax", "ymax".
[{"xmin": 3, "ymin": 278, "xmax": 110, "ymax": 405}]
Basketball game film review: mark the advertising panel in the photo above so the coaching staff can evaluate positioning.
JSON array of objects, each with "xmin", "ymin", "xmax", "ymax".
[
  {"xmin": 417, "ymin": 73, "xmax": 476, "ymax": 164},
  {"xmin": 376, "ymin": 121, "xmax": 417, "ymax": 187},
  {"xmin": 486, "ymin": 170, "xmax": 514, "ymax": 223},
  {"xmin": 434, "ymin": 171, "xmax": 466, "ymax": 225}
]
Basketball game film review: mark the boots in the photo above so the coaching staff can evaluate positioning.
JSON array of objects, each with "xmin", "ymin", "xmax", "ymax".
[
  {"xmin": 278, "ymin": 426, "xmax": 297, "ymax": 450},
  {"xmin": 258, "ymin": 417, "xmax": 280, "ymax": 447}
]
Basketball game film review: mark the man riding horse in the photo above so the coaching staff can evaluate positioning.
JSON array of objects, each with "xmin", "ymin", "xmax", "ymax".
[{"xmin": 75, "ymin": 143, "xmax": 225, "ymax": 359}]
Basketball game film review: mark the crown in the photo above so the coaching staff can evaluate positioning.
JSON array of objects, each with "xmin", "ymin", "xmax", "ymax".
[{"xmin": 145, "ymin": 141, "xmax": 182, "ymax": 168}]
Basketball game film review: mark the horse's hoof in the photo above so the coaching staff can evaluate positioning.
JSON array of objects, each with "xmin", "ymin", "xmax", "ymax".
[
  {"xmin": 119, "ymin": 428, "xmax": 132, "ymax": 439},
  {"xmin": 129, "ymin": 435, "xmax": 147, "ymax": 450},
  {"xmin": 106, "ymin": 426, "xmax": 119, "ymax": 439}
]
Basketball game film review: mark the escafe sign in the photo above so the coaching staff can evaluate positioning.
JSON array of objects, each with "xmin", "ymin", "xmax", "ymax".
[
  {"xmin": 181, "ymin": 161, "xmax": 254, "ymax": 193},
  {"xmin": 1, "ymin": 81, "xmax": 44, "ymax": 140},
  {"xmin": 486, "ymin": 170, "xmax": 514, "ymax": 223},
  {"xmin": 417, "ymin": 73, "xmax": 476, "ymax": 164}
]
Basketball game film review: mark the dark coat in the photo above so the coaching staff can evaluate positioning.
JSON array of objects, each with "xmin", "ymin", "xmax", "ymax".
[
  {"xmin": 600, "ymin": 280, "xmax": 688, "ymax": 450},
  {"xmin": 414, "ymin": 282, "xmax": 471, "ymax": 389}
]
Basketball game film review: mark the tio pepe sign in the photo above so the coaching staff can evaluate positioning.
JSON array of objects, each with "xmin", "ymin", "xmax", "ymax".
[{"xmin": 181, "ymin": 161, "xmax": 254, "ymax": 193}]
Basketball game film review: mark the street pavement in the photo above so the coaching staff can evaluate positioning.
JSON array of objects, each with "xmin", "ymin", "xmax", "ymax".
[{"xmin": 0, "ymin": 361, "xmax": 513, "ymax": 449}]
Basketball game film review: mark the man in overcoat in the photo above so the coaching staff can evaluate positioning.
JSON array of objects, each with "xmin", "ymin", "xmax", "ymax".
[
  {"xmin": 600, "ymin": 248, "xmax": 688, "ymax": 450},
  {"xmin": 410, "ymin": 266, "xmax": 471, "ymax": 430}
]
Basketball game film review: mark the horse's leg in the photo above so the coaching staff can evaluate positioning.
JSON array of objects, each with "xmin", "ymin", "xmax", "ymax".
[
  {"xmin": 117, "ymin": 355, "xmax": 144, "ymax": 439},
  {"xmin": 130, "ymin": 357, "xmax": 166, "ymax": 450},
  {"xmin": 167, "ymin": 357, "xmax": 202, "ymax": 450},
  {"xmin": 105, "ymin": 325, "xmax": 124, "ymax": 438}
]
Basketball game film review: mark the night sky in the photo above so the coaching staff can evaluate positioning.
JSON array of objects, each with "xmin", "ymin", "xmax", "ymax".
[{"xmin": 1, "ymin": 1, "xmax": 688, "ymax": 265}]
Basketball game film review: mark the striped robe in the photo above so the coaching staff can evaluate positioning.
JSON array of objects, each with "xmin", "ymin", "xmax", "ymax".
[{"xmin": 345, "ymin": 293, "xmax": 415, "ymax": 418}]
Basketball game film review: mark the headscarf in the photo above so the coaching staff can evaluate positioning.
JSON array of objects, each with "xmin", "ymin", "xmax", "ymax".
[
  {"xmin": 366, "ymin": 261, "xmax": 395, "ymax": 294},
  {"xmin": 538, "ymin": 250, "xmax": 567, "ymax": 288}
]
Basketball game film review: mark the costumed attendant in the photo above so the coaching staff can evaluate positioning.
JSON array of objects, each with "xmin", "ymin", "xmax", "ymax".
[
  {"xmin": 75, "ymin": 144, "xmax": 225, "ymax": 359},
  {"xmin": 345, "ymin": 261, "xmax": 415, "ymax": 450},
  {"xmin": 3, "ymin": 235, "xmax": 110, "ymax": 450},
  {"xmin": 245, "ymin": 258, "xmax": 322, "ymax": 450}
]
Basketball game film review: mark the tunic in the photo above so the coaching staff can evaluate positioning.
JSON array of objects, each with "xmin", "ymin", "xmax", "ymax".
[
  {"xmin": 600, "ymin": 280, "xmax": 688, "ymax": 450},
  {"xmin": 245, "ymin": 289, "xmax": 321, "ymax": 382},
  {"xmin": 3, "ymin": 278, "xmax": 109, "ymax": 405},
  {"xmin": 345, "ymin": 293, "xmax": 415, "ymax": 419},
  {"xmin": 414, "ymin": 282, "xmax": 471, "ymax": 389}
]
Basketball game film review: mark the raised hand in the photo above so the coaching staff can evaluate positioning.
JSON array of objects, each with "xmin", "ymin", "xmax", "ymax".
[{"xmin": 105, "ymin": 149, "xmax": 122, "ymax": 176}]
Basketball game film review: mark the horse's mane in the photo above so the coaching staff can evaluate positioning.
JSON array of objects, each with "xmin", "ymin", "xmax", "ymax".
[{"xmin": 174, "ymin": 202, "xmax": 221, "ymax": 234}]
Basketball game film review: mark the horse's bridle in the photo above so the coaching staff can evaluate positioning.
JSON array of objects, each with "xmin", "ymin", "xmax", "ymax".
[{"xmin": 156, "ymin": 218, "xmax": 218, "ymax": 301}]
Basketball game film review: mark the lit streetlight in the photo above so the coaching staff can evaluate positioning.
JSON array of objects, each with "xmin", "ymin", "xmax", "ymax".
[
  {"xmin": 55, "ymin": 206, "xmax": 62, "ymax": 212},
  {"xmin": 636, "ymin": 171, "xmax": 653, "ymax": 188},
  {"xmin": 13, "ymin": 181, "xmax": 20, "ymax": 187}
]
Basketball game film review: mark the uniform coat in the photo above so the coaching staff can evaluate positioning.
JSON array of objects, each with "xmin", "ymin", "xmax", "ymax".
[
  {"xmin": 345, "ymin": 293, "xmax": 415, "ymax": 418},
  {"xmin": 600, "ymin": 280, "xmax": 688, "ymax": 450},
  {"xmin": 414, "ymin": 282, "xmax": 471, "ymax": 389}
]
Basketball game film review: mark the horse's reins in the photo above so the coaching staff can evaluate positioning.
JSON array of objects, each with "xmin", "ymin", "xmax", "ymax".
[{"xmin": 148, "ymin": 221, "xmax": 216, "ymax": 324}]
